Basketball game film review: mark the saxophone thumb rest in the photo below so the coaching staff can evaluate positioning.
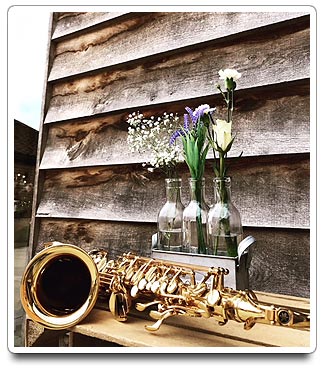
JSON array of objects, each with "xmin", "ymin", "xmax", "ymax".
[{"xmin": 20, "ymin": 242, "xmax": 310, "ymax": 332}]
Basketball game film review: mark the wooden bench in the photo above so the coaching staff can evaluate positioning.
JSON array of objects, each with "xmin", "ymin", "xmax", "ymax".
[{"xmin": 25, "ymin": 291, "xmax": 310, "ymax": 349}]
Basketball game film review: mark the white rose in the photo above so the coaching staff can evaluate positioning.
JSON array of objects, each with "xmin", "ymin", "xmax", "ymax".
[{"xmin": 213, "ymin": 119, "xmax": 232, "ymax": 151}]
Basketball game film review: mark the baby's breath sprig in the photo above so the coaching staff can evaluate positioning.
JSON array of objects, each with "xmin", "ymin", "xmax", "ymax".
[{"xmin": 127, "ymin": 111, "xmax": 182, "ymax": 177}]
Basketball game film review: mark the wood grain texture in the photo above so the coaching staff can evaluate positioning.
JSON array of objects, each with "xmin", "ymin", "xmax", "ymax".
[
  {"xmin": 39, "ymin": 87, "xmax": 310, "ymax": 169},
  {"xmin": 156, "ymin": 289, "xmax": 310, "ymax": 346},
  {"xmin": 49, "ymin": 12, "xmax": 308, "ymax": 81},
  {"xmin": 44, "ymin": 25, "xmax": 310, "ymax": 123},
  {"xmin": 36, "ymin": 154, "xmax": 309, "ymax": 229},
  {"xmin": 52, "ymin": 12, "xmax": 130, "ymax": 40},
  {"xmin": 36, "ymin": 219, "xmax": 309, "ymax": 297},
  {"xmin": 244, "ymin": 227, "xmax": 310, "ymax": 298},
  {"xmin": 36, "ymin": 218, "xmax": 154, "ymax": 260},
  {"xmin": 27, "ymin": 289, "xmax": 310, "ymax": 347},
  {"xmin": 72, "ymin": 309, "xmax": 260, "ymax": 347}
]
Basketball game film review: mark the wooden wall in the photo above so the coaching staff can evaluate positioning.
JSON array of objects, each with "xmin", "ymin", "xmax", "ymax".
[{"xmin": 30, "ymin": 11, "xmax": 310, "ymax": 298}]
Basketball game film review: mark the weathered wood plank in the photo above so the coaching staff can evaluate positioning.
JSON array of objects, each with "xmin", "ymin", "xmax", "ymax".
[
  {"xmin": 39, "ymin": 88, "xmax": 309, "ymax": 169},
  {"xmin": 159, "ymin": 289, "xmax": 310, "ymax": 346},
  {"xmin": 244, "ymin": 227, "xmax": 310, "ymax": 298},
  {"xmin": 72, "ymin": 309, "xmax": 260, "ymax": 347},
  {"xmin": 44, "ymin": 25, "xmax": 310, "ymax": 124},
  {"xmin": 49, "ymin": 12, "xmax": 308, "ymax": 81},
  {"xmin": 36, "ymin": 154, "xmax": 309, "ymax": 229},
  {"xmin": 36, "ymin": 218, "xmax": 154, "ymax": 260},
  {"xmin": 52, "ymin": 12, "xmax": 131, "ymax": 40},
  {"xmin": 36, "ymin": 218, "xmax": 310, "ymax": 297}
]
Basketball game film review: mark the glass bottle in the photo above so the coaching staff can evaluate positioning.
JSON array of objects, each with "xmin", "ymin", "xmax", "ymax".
[
  {"xmin": 183, "ymin": 178, "xmax": 209, "ymax": 254},
  {"xmin": 207, "ymin": 177, "xmax": 243, "ymax": 257},
  {"xmin": 157, "ymin": 178, "xmax": 184, "ymax": 252}
]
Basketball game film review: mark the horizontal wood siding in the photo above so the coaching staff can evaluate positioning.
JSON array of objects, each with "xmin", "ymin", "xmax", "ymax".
[
  {"xmin": 36, "ymin": 219, "xmax": 309, "ymax": 298},
  {"xmin": 30, "ymin": 11, "xmax": 311, "ymax": 300},
  {"xmin": 45, "ymin": 22, "xmax": 309, "ymax": 123},
  {"xmin": 49, "ymin": 12, "xmax": 307, "ymax": 81},
  {"xmin": 52, "ymin": 12, "xmax": 131, "ymax": 40},
  {"xmin": 40, "ymin": 83, "xmax": 309, "ymax": 169},
  {"xmin": 36, "ymin": 155, "xmax": 309, "ymax": 229}
]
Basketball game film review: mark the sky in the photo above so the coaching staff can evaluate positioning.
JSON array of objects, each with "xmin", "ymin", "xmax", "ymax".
[{"xmin": 8, "ymin": 7, "xmax": 51, "ymax": 131}]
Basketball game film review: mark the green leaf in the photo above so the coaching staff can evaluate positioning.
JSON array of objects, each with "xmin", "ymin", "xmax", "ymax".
[
  {"xmin": 197, "ymin": 143, "xmax": 209, "ymax": 179},
  {"xmin": 193, "ymin": 139, "xmax": 200, "ymax": 174},
  {"xmin": 201, "ymin": 143, "xmax": 209, "ymax": 163},
  {"xmin": 213, "ymin": 165, "xmax": 219, "ymax": 177},
  {"xmin": 223, "ymin": 136, "xmax": 235, "ymax": 154},
  {"xmin": 186, "ymin": 135, "xmax": 197, "ymax": 178}
]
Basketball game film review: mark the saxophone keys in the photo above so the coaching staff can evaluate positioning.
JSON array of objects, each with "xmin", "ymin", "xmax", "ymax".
[
  {"xmin": 109, "ymin": 292, "xmax": 117, "ymax": 316},
  {"xmin": 135, "ymin": 300, "xmax": 159, "ymax": 312},
  {"xmin": 166, "ymin": 280, "xmax": 177, "ymax": 294},
  {"xmin": 191, "ymin": 283, "xmax": 207, "ymax": 297},
  {"xmin": 167, "ymin": 269, "xmax": 182, "ymax": 294},
  {"xmin": 145, "ymin": 281, "xmax": 152, "ymax": 291},
  {"xmin": 159, "ymin": 280, "xmax": 168, "ymax": 294},
  {"xmin": 207, "ymin": 289, "xmax": 220, "ymax": 307},
  {"xmin": 125, "ymin": 268, "xmax": 135, "ymax": 281},
  {"xmin": 115, "ymin": 293, "xmax": 128, "ymax": 322},
  {"xmin": 151, "ymin": 280, "xmax": 160, "ymax": 294},
  {"xmin": 138, "ymin": 277, "xmax": 147, "ymax": 290},
  {"xmin": 196, "ymin": 301, "xmax": 211, "ymax": 318},
  {"xmin": 145, "ymin": 310, "xmax": 174, "ymax": 332},
  {"xmin": 149, "ymin": 310, "xmax": 164, "ymax": 320},
  {"xmin": 130, "ymin": 284, "xmax": 139, "ymax": 298}
]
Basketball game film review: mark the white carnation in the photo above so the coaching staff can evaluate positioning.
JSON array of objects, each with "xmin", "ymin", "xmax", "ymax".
[{"xmin": 218, "ymin": 68, "xmax": 241, "ymax": 81}]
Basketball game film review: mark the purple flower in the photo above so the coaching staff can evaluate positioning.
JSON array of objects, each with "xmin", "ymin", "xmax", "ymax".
[
  {"xmin": 193, "ymin": 104, "xmax": 211, "ymax": 121},
  {"xmin": 185, "ymin": 107, "xmax": 196, "ymax": 126},
  {"xmin": 169, "ymin": 104, "xmax": 215, "ymax": 145},
  {"xmin": 185, "ymin": 104, "xmax": 215, "ymax": 126},
  {"xmin": 183, "ymin": 114, "xmax": 190, "ymax": 130},
  {"xmin": 170, "ymin": 130, "xmax": 184, "ymax": 145}
]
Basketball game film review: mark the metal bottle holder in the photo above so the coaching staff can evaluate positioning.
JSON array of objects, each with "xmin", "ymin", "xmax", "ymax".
[{"xmin": 151, "ymin": 235, "xmax": 256, "ymax": 290}]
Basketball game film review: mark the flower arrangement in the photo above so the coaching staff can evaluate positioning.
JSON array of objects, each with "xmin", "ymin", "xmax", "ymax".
[
  {"xmin": 170, "ymin": 104, "xmax": 214, "ymax": 181},
  {"xmin": 127, "ymin": 111, "xmax": 182, "ymax": 178},
  {"xmin": 126, "ymin": 68, "xmax": 242, "ymax": 256},
  {"xmin": 169, "ymin": 104, "xmax": 215, "ymax": 254},
  {"xmin": 206, "ymin": 68, "xmax": 243, "ymax": 257},
  {"xmin": 208, "ymin": 68, "xmax": 241, "ymax": 179}
]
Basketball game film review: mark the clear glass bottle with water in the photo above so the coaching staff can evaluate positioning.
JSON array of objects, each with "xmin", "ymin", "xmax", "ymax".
[
  {"xmin": 207, "ymin": 177, "xmax": 243, "ymax": 257},
  {"xmin": 157, "ymin": 178, "xmax": 184, "ymax": 252},
  {"xmin": 182, "ymin": 178, "xmax": 209, "ymax": 254}
]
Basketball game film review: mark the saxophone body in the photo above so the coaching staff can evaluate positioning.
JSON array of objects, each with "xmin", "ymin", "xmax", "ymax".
[{"xmin": 20, "ymin": 242, "xmax": 310, "ymax": 332}]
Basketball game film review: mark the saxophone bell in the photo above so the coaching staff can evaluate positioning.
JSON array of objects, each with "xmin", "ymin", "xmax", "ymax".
[{"xmin": 20, "ymin": 242, "xmax": 100, "ymax": 330}]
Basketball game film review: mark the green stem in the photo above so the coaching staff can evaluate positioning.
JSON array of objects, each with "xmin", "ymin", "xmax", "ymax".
[
  {"xmin": 220, "ymin": 217, "xmax": 238, "ymax": 257},
  {"xmin": 230, "ymin": 89, "xmax": 234, "ymax": 122},
  {"xmin": 195, "ymin": 180, "xmax": 206, "ymax": 254},
  {"xmin": 216, "ymin": 180, "xmax": 238, "ymax": 257},
  {"xmin": 219, "ymin": 153, "xmax": 225, "ymax": 179},
  {"xmin": 226, "ymin": 87, "xmax": 234, "ymax": 123},
  {"xmin": 207, "ymin": 120, "xmax": 218, "ymax": 175},
  {"xmin": 227, "ymin": 90, "xmax": 230, "ymax": 124}
]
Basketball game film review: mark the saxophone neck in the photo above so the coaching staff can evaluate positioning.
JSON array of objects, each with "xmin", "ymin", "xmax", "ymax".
[{"xmin": 227, "ymin": 290, "xmax": 310, "ymax": 330}]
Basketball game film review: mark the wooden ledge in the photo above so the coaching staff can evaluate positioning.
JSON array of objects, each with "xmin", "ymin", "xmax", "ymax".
[{"xmin": 70, "ymin": 292, "xmax": 310, "ymax": 348}]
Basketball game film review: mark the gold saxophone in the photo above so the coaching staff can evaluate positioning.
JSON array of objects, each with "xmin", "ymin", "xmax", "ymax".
[{"xmin": 20, "ymin": 242, "xmax": 310, "ymax": 332}]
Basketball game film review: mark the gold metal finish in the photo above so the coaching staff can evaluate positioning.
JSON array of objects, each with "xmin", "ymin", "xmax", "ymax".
[
  {"xmin": 20, "ymin": 243, "xmax": 100, "ymax": 330},
  {"xmin": 20, "ymin": 242, "xmax": 310, "ymax": 332}
]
